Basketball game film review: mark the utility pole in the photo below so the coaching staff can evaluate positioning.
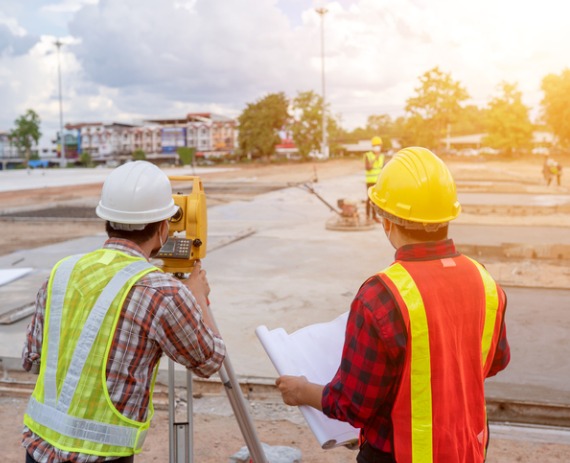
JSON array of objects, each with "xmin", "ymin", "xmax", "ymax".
[
  {"xmin": 55, "ymin": 39, "xmax": 66, "ymax": 167},
  {"xmin": 316, "ymin": 7, "xmax": 328, "ymax": 159}
]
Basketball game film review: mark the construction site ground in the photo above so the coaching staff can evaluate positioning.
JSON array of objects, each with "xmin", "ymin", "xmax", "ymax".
[{"xmin": 1, "ymin": 156, "xmax": 569, "ymax": 462}]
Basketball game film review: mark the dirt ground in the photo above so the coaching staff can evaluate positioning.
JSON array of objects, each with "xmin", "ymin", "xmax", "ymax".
[{"xmin": 1, "ymin": 157, "xmax": 569, "ymax": 462}]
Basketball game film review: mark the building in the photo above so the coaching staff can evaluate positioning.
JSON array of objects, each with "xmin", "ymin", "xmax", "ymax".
[
  {"xmin": 64, "ymin": 122, "xmax": 143, "ymax": 162},
  {"xmin": 63, "ymin": 112, "xmax": 237, "ymax": 164},
  {"xmin": 0, "ymin": 131, "xmax": 51, "ymax": 169},
  {"xmin": 145, "ymin": 112, "xmax": 237, "ymax": 158},
  {"xmin": 0, "ymin": 131, "xmax": 20, "ymax": 168}
]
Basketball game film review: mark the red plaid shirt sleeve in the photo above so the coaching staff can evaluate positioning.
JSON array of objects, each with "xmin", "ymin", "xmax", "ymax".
[{"xmin": 321, "ymin": 275, "xmax": 406, "ymax": 453}]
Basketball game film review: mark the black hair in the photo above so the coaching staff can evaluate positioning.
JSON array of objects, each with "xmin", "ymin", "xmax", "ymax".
[
  {"xmin": 397, "ymin": 223, "xmax": 449, "ymax": 242},
  {"xmin": 105, "ymin": 221, "xmax": 162, "ymax": 245}
]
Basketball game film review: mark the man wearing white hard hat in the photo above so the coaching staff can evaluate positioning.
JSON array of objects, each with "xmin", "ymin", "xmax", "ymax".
[{"xmin": 21, "ymin": 161, "xmax": 226, "ymax": 463}]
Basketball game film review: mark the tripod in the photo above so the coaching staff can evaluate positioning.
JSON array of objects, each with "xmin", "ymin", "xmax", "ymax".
[{"xmin": 168, "ymin": 305, "xmax": 268, "ymax": 463}]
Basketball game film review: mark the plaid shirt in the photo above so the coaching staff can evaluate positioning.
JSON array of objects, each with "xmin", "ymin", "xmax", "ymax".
[
  {"xmin": 321, "ymin": 239, "xmax": 510, "ymax": 455},
  {"xmin": 22, "ymin": 238, "xmax": 226, "ymax": 463}
]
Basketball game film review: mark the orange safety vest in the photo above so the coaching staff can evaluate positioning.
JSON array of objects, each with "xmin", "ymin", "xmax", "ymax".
[{"xmin": 377, "ymin": 255, "xmax": 505, "ymax": 463}]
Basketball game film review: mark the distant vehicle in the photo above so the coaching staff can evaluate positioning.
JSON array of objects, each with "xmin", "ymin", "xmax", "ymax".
[
  {"xmin": 479, "ymin": 147, "xmax": 500, "ymax": 156},
  {"xmin": 458, "ymin": 148, "xmax": 479, "ymax": 157},
  {"xmin": 308, "ymin": 151, "xmax": 327, "ymax": 160},
  {"xmin": 532, "ymin": 147, "xmax": 550, "ymax": 156}
]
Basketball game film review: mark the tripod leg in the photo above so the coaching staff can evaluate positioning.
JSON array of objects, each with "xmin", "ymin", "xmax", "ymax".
[
  {"xmin": 219, "ymin": 357, "xmax": 268, "ymax": 463},
  {"xmin": 168, "ymin": 359, "xmax": 194, "ymax": 463},
  {"xmin": 205, "ymin": 305, "xmax": 268, "ymax": 463},
  {"xmin": 168, "ymin": 359, "xmax": 175, "ymax": 463}
]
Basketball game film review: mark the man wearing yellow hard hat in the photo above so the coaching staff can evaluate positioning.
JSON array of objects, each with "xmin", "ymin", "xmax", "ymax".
[
  {"xmin": 277, "ymin": 147, "xmax": 510, "ymax": 462},
  {"xmin": 364, "ymin": 136, "xmax": 384, "ymax": 223}
]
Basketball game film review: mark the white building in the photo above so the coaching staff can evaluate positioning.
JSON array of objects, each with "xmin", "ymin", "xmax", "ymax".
[{"xmin": 64, "ymin": 112, "xmax": 237, "ymax": 163}]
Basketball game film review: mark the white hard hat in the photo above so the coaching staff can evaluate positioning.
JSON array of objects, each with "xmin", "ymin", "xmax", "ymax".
[{"xmin": 96, "ymin": 161, "xmax": 178, "ymax": 226}]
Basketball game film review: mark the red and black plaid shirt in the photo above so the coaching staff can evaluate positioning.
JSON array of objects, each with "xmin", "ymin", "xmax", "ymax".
[
  {"xmin": 321, "ymin": 239, "xmax": 510, "ymax": 454},
  {"xmin": 22, "ymin": 238, "xmax": 226, "ymax": 463}
]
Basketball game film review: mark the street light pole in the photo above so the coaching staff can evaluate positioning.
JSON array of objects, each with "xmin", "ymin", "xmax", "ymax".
[
  {"xmin": 55, "ymin": 39, "xmax": 66, "ymax": 167},
  {"xmin": 316, "ymin": 7, "xmax": 328, "ymax": 159}
]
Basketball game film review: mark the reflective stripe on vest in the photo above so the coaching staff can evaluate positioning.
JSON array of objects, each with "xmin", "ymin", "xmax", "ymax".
[
  {"xmin": 381, "ymin": 258, "xmax": 501, "ymax": 463},
  {"xmin": 44, "ymin": 254, "xmax": 83, "ymax": 408},
  {"xmin": 364, "ymin": 151, "xmax": 384, "ymax": 183},
  {"xmin": 467, "ymin": 257, "xmax": 500, "ymax": 371},
  {"xmin": 26, "ymin": 397, "xmax": 148, "ymax": 449},
  {"xmin": 25, "ymin": 254, "xmax": 155, "ymax": 454}
]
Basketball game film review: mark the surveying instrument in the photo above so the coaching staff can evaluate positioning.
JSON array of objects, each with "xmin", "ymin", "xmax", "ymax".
[{"xmin": 155, "ymin": 176, "xmax": 268, "ymax": 463}]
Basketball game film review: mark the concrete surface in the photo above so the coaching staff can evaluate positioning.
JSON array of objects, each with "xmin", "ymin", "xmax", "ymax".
[
  {"xmin": 0, "ymin": 165, "xmax": 234, "ymax": 192},
  {"xmin": 1, "ymin": 171, "xmax": 569, "ymax": 411}
]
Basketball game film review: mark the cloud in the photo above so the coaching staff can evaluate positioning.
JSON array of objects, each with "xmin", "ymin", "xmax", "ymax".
[
  {"xmin": 2, "ymin": 0, "xmax": 570, "ymax": 143},
  {"xmin": 40, "ymin": 0, "xmax": 99, "ymax": 14},
  {"xmin": 0, "ymin": 24, "xmax": 38, "ymax": 55},
  {"xmin": 68, "ymin": 0, "xmax": 308, "ymax": 109}
]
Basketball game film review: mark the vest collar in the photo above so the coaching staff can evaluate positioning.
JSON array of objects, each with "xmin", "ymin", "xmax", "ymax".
[
  {"xmin": 395, "ymin": 239, "xmax": 458, "ymax": 262},
  {"xmin": 104, "ymin": 238, "xmax": 148, "ymax": 260}
]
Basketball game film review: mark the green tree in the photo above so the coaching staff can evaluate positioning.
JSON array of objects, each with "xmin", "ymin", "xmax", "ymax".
[
  {"xmin": 366, "ymin": 114, "xmax": 392, "ymax": 135},
  {"xmin": 9, "ymin": 109, "xmax": 42, "ymax": 167},
  {"xmin": 238, "ymin": 92, "xmax": 289, "ymax": 160},
  {"xmin": 290, "ymin": 90, "xmax": 324, "ymax": 158},
  {"xmin": 132, "ymin": 149, "xmax": 146, "ymax": 161},
  {"xmin": 326, "ymin": 113, "xmax": 343, "ymax": 157},
  {"xmin": 483, "ymin": 82, "xmax": 533, "ymax": 156},
  {"xmin": 365, "ymin": 114, "xmax": 398, "ymax": 149},
  {"xmin": 399, "ymin": 114, "xmax": 429, "ymax": 148},
  {"xmin": 177, "ymin": 146, "xmax": 196, "ymax": 166},
  {"xmin": 452, "ymin": 104, "xmax": 487, "ymax": 135},
  {"xmin": 541, "ymin": 68, "xmax": 570, "ymax": 148},
  {"xmin": 79, "ymin": 151, "xmax": 93, "ymax": 167},
  {"xmin": 405, "ymin": 67, "xmax": 469, "ymax": 149}
]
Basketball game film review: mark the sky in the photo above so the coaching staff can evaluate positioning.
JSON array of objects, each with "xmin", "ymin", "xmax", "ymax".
[{"xmin": 1, "ymin": 0, "xmax": 569, "ymax": 146}]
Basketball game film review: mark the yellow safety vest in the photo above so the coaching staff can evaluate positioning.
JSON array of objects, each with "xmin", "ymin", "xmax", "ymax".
[
  {"xmin": 364, "ymin": 151, "xmax": 384, "ymax": 184},
  {"xmin": 24, "ymin": 249, "xmax": 158, "ymax": 457}
]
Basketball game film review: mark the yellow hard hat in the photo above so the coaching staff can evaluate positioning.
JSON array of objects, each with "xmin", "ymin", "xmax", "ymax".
[
  {"xmin": 371, "ymin": 136, "xmax": 383, "ymax": 146},
  {"xmin": 368, "ymin": 147, "xmax": 461, "ymax": 225}
]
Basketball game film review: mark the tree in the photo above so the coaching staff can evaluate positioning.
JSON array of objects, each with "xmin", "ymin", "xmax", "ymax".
[
  {"xmin": 405, "ymin": 67, "xmax": 469, "ymax": 149},
  {"xmin": 325, "ymin": 113, "xmax": 344, "ymax": 157},
  {"xmin": 290, "ymin": 90, "xmax": 324, "ymax": 158},
  {"xmin": 366, "ymin": 114, "xmax": 392, "ymax": 135},
  {"xmin": 79, "ymin": 151, "xmax": 93, "ymax": 167},
  {"xmin": 452, "ymin": 105, "xmax": 488, "ymax": 135},
  {"xmin": 177, "ymin": 146, "xmax": 195, "ymax": 166},
  {"xmin": 541, "ymin": 68, "xmax": 570, "ymax": 148},
  {"xmin": 483, "ymin": 82, "xmax": 533, "ymax": 156},
  {"xmin": 237, "ymin": 92, "xmax": 289, "ymax": 160},
  {"xmin": 9, "ymin": 109, "xmax": 42, "ymax": 167},
  {"xmin": 289, "ymin": 90, "xmax": 344, "ymax": 158},
  {"xmin": 132, "ymin": 149, "xmax": 146, "ymax": 161}
]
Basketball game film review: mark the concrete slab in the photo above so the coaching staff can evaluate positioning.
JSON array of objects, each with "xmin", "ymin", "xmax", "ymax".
[
  {"xmin": 0, "ymin": 171, "xmax": 568, "ymax": 410},
  {"xmin": 450, "ymin": 223, "xmax": 570, "ymax": 246},
  {"xmin": 458, "ymin": 192, "xmax": 570, "ymax": 208},
  {"xmin": 485, "ymin": 287, "xmax": 570, "ymax": 404},
  {"xmin": 0, "ymin": 166, "xmax": 235, "ymax": 192}
]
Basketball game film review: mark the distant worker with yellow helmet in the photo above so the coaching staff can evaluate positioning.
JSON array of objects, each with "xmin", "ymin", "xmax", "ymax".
[
  {"xmin": 22, "ymin": 161, "xmax": 226, "ymax": 463},
  {"xmin": 276, "ymin": 147, "xmax": 510, "ymax": 463},
  {"xmin": 364, "ymin": 136, "xmax": 385, "ymax": 223}
]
